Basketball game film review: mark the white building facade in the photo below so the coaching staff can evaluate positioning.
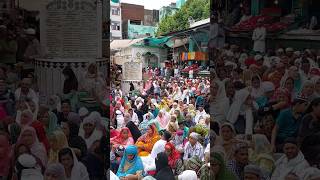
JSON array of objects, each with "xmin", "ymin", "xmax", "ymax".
[{"xmin": 110, "ymin": 0, "xmax": 122, "ymax": 40}]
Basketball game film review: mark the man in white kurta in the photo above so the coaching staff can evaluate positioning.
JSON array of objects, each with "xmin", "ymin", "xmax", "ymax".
[
  {"xmin": 150, "ymin": 131, "xmax": 171, "ymax": 159},
  {"xmin": 252, "ymin": 19, "xmax": 266, "ymax": 53}
]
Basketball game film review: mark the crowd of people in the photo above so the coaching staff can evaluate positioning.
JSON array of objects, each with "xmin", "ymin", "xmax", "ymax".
[
  {"xmin": 109, "ymin": 66, "xmax": 211, "ymax": 180},
  {"xmin": 211, "ymin": 40, "xmax": 320, "ymax": 180},
  {"xmin": 0, "ymin": 10, "xmax": 108, "ymax": 180}
]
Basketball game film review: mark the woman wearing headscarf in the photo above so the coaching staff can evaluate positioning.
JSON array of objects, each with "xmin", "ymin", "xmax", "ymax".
[
  {"xmin": 0, "ymin": 132, "xmax": 12, "ymax": 179},
  {"xmin": 138, "ymin": 112, "xmax": 154, "ymax": 135},
  {"xmin": 227, "ymin": 88, "xmax": 257, "ymax": 134},
  {"xmin": 80, "ymin": 63, "xmax": 106, "ymax": 98},
  {"xmin": 166, "ymin": 114, "xmax": 179, "ymax": 134},
  {"xmin": 158, "ymin": 99, "xmax": 170, "ymax": 112},
  {"xmin": 210, "ymin": 80, "xmax": 230, "ymax": 124},
  {"xmin": 249, "ymin": 134, "xmax": 275, "ymax": 176},
  {"xmin": 156, "ymin": 109, "xmax": 170, "ymax": 129},
  {"xmin": 187, "ymin": 104, "xmax": 196, "ymax": 118},
  {"xmin": 271, "ymin": 88, "xmax": 292, "ymax": 110},
  {"xmin": 79, "ymin": 114, "xmax": 103, "ymax": 150},
  {"xmin": 280, "ymin": 66, "xmax": 302, "ymax": 96},
  {"xmin": 16, "ymin": 126, "xmax": 47, "ymax": 167},
  {"xmin": 38, "ymin": 105, "xmax": 59, "ymax": 136},
  {"xmin": 299, "ymin": 80, "xmax": 315, "ymax": 101},
  {"xmin": 250, "ymin": 75, "xmax": 264, "ymax": 100},
  {"xmin": 116, "ymin": 145, "xmax": 144, "ymax": 179},
  {"xmin": 62, "ymin": 66, "xmax": 79, "ymax": 112},
  {"xmin": 58, "ymin": 148, "xmax": 89, "ymax": 180},
  {"xmin": 126, "ymin": 121, "xmax": 142, "ymax": 143},
  {"xmin": 48, "ymin": 130, "xmax": 69, "ymax": 164},
  {"xmin": 135, "ymin": 124, "xmax": 160, "ymax": 156},
  {"xmin": 61, "ymin": 121, "xmax": 87, "ymax": 159},
  {"xmin": 178, "ymin": 170, "xmax": 198, "ymax": 180},
  {"xmin": 19, "ymin": 109, "xmax": 50, "ymax": 152},
  {"xmin": 213, "ymin": 152, "xmax": 236, "ymax": 180},
  {"xmin": 154, "ymin": 152, "xmax": 175, "ymax": 180},
  {"xmin": 48, "ymin": 95, "xmax": 61, "ymax": 115},
  {"xmin": 110, "ymin": 127, "xmax": 134, "ymax": 150},
  {"xmin": 14, "ymin": 153, "xmax": 44, "ymax": 180},
  {"xmin": 44, "ymin": 163, "xmax": 66, "ymax": 180},
  {"xmin": 164, "ymin": 142, "xmax": 184, "ymax": 176},
  {"xmin": 215, "ymin": 123, "xmax": 244, "ymax": 160}
]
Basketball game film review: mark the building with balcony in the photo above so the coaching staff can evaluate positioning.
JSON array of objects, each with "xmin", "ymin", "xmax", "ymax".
[{"xmin": 110, "ymin": 0, "xmax": 122, "ymax": 40}]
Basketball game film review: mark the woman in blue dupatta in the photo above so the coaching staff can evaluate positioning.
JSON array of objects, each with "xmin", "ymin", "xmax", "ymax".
[{"xmin": 116, "ymin": 145, "xmax": 144, "ymax": 178}]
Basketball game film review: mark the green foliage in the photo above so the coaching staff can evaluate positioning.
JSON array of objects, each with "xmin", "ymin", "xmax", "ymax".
[{"xmin": 157, "ymin": 0, "xmax": 210, "ymax": 36}]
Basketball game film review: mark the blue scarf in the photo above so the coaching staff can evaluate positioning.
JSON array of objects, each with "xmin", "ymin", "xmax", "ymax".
[{"xmin": 117, "ymin": 145, "xmax": 144, "ymax": 177}]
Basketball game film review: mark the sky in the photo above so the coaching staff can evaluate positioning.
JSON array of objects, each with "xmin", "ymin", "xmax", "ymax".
[{"xmin": 120, "ymin": 0, "xmax": 177, "ymax": 10}]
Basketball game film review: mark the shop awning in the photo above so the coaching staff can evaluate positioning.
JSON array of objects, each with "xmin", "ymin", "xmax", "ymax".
[
  {"xmin": 110, "ymin": 38, "xmax": 144, "ymax": 50},
  {"xmin": 133, "ymin": 36, "xmax": 172, "ymax": 48},
  {"xmin": 166, "ymin": 38, "xmax": 189, "ymax": 48}
]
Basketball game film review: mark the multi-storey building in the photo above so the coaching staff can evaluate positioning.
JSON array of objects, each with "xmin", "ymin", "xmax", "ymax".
[
  {"xmin": 159, "ymin": 2, "xmax": 178, "ymax": 22},
  {"xmin": 110, "ymin": 0, "xmax": 122, "ymax": 40}
]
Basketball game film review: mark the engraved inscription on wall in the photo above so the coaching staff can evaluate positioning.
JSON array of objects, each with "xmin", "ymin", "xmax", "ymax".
[
  {"xmin": 123, "ymin": 62, "xmax": 142, "ymax": 81},
  {"xmin": 43, "ymin": 0, "xmax": 97, "ymax": 58}
]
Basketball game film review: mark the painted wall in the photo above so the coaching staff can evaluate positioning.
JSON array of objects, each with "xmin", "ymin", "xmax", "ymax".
[
  {"xmin": 115, "ymin": 46, "xmax": 167, "ymax": 68},
  {"xmin": 176, "ymin": 0, "xmax": 186, "ymax": 9},
  {"xmin": 127, "ymin": 23, "xmax": 157, "ymax": 39}
]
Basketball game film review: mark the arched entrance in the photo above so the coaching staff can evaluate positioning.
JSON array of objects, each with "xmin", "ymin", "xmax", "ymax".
[{"xmin": 143, "ymin": 52, "xmax": 159, "ymax": 68}]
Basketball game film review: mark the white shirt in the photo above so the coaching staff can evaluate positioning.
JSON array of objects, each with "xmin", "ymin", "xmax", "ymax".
[
  {"xmin": 194, "ymin": 110, "xmax": 207, "ymax": 124},
  {"xmin": 15, "ymin": 88, "xmax": 39, "ymax": 104},
  {"xmin": 183, "ymin": 141, "xmax": 204, "ymax": 160},
  {"xmin": 130, "ymin": 112, "xmax": 139, "ymax": 126},
  {"xmin": 109, "ymin": 170, "xmax": 120, "ymax": 180},
  {"xmin": 150, "ymin": 139, "xmax": 167, "ymax": 159}
]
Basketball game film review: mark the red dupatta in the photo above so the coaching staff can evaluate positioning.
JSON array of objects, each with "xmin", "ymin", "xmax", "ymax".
[
  {"xmin": 111, "ymin": 127, "xmax": 133, "ymax": 145},
  {"xmin": 165, "ymin": 142, "xmax": 181, "ymax": 169}
]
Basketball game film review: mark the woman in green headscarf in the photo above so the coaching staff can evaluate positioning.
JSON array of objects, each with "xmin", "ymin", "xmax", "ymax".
[{"xmin": 213, "ymin": 152, "xmax": 236, "ymax": 180}]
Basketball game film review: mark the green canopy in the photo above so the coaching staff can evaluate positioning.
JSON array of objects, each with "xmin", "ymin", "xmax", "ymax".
[
  {"xmin": 146, "ymin": 36, "xmax": 172, "ymax": 46},
  {"xmin": 134, "ymin": 36, "xmax": 172, "ymax": 48},
  {"xmin": 111, "ymin": 0, "xmax": 119, "ymax": 3}
]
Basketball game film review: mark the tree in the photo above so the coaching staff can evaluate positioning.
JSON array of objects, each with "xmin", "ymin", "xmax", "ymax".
[{"xmin": 157, "ymin": 0, "xmax": 210, "ymax": 36}]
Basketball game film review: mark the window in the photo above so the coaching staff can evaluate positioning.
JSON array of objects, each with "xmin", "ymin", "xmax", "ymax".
[
  {"xmin": 111, "ymin": 21, "xmax": 120, "ymax": 31},
  {"xmin": 112, "ymin": 7, "xmax": 120, "ymax": 15}
]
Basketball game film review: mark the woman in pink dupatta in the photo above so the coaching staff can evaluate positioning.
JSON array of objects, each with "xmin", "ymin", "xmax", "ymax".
[
  {"xmin": 110, "ymin": 127, "xmax": 134, "ymax": 150},
  {"xmin": 156, "ymin": 109, "xmax": 170, "ymax": 129},
  {"xmin": 16, "ymin": 126, "xmax": 48, "ymax": 167}
]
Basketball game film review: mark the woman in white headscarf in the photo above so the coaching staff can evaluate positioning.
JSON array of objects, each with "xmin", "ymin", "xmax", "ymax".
[
  {"xmin": 178, "ymin": 170, "xmax": 198, "ymax": 180},
  {"xmin": 45, "ymin": 163, "xmax": 66, "ymax": 180},
  {"xmin": 249, "ymin": 134, "xmax": 275, "ymax": 176},
  {"xmin": 250, "ymin": 75, "xmax": 264, "ymax": 100},
  {"xmin": 58, "ymin": 147, "xmax": 89, "ymax": 180},
  {"xmin": 80, "ymin": 63, "xmax": 106, "ymax": 98},
  {"xmin": 78, "ymin": 114, "xmax": 102, "ymax": 150},
  {"xmin": 156, "ymin": 109, "xmax": 170, "ymax": 129},
  {"xmin": 210, "ymin": 80, "xmax": 230, "ymax": 124},
  {"xmin": 48, "ymin": 95, "xmax": 61, "ymax": 114},
  {"xmin": 227, "ymin": 88, "xmax": 258, "ymax": 134},
  {"xmin": 16, "ymin": 126, "xmax": 48, "ymax": 167}
]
